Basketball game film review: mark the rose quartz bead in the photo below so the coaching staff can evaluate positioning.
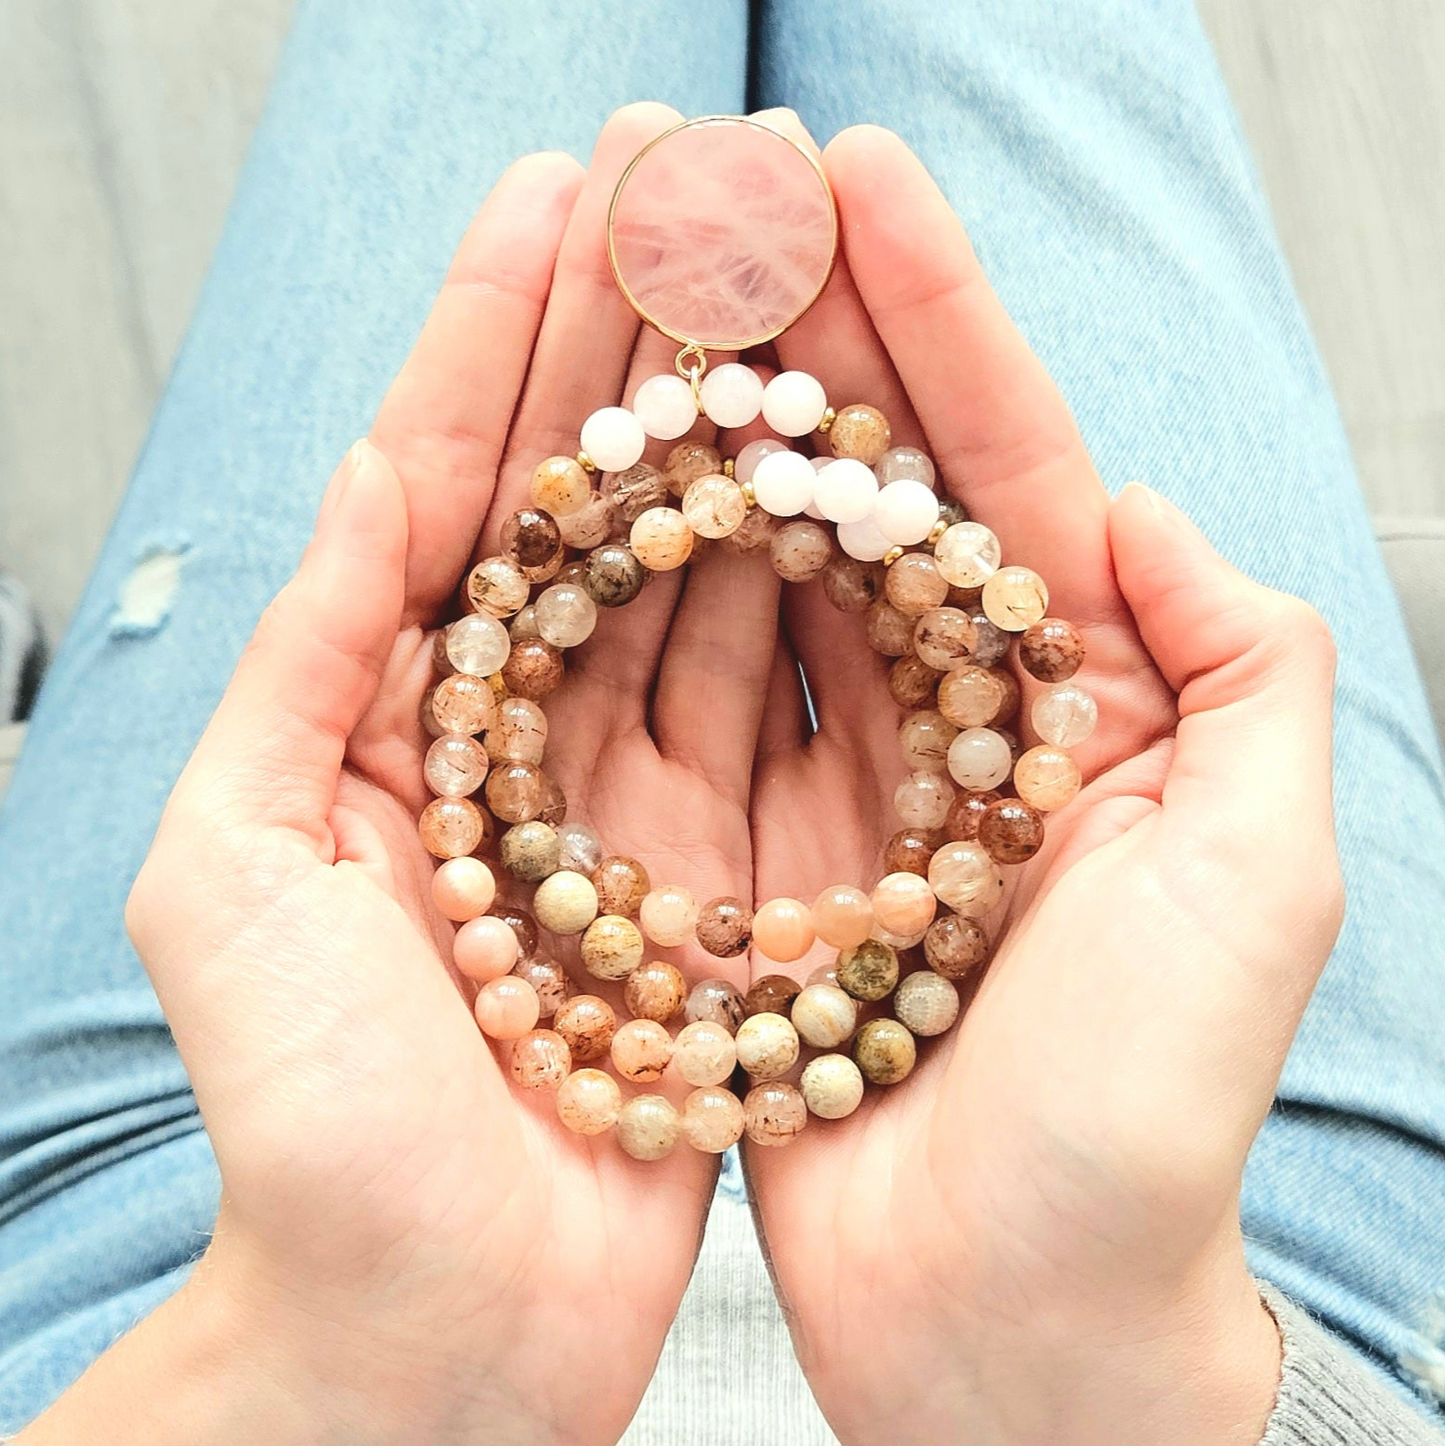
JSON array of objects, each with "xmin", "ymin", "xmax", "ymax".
[
  {"xmin": 534, "ymin": 583, "xmax": 598, "ymax": 649},
  {"xmin": 485, "ymin": 697, "xmax": 547, "ymax": 765},
  {"xmin": 821, "ymin": 555, "xmax": 884, "ymax": 613},
  {"xmin": 885, "ymin": 552, "xmax": 949, "ymax": 615},
  {"xmin": 556, "ymin": 1068, "xmax": 622, "ymax": 1136},
  {"xmin": 630, "ymin": 507, "xmax": 694, "ymax": 571},
  {"xmin": 866, "ymin": 602, "xmax": 916, "ymax": 657},
  {"xmin": 579, "ymin": 914, "xmax": 645, "ymax": 981},
  {"xmin": 894, "ymin": 770, "xmax": 954, "ymax": 830},
  {"xmin": 501, "ymin": 638, "xmax": 564, "ymax": 700},
  {"xmin": 928, "ymin": 840, "xmax": 1004, "ymax": 917},
  {"xmin": 682, "ymin": 474, "xmax": 747, "ymax": 539},
  {"xmin": 762, "ymin": 370, "xmax": 828, "ymax": 436},
  {"xmin": 836, "ymin": 939, "xmax": 900, "ymax": 1002},
  {"xmin": 1014, "ymin": 745, "xmax": 1083, "ymax": 812},
  {"xmin": 733, "ymin": 436, "xmax": 786, "ymax": 485},
  {"xmin": 828, "ymin": 404, "xmax": 893, "ymax": 466},
  {"xmin": 752, "ymin": 897, "xmax": 816, "ymax": 963},
  {"xmin": 924, "ymin": 914, "xmax": 991, "ymax": 979},
  {"xmin": 531, "ymin": 455, "xmax": 592, "ymax": 518},
  {"xmin": 770, "ymin": 520, "xmax": 834, "ymax": 581},
  {"xmin": 616, "ymin": 1094, "xmax": 682, "ymax": 1161},
  {"xmin": 639, "ymin": 884, "xmax": 699, "ymax": 948},
  {"xmin": 1019, "ymin": 617, "xmax": 1086, "ymax": 682},
  {"xmin": 557, "ymin": 493, "xmax": 615, "ymax": 550},
  {"xmin": 419, "ymin": 797, "xmax": 486, "ymax": 859},
  {"xmin": 800, "ymin": 1054, "xmax": 865, "ymax": 1119},
  {"xmin": 624, "ymin": 960, "xmax": 687, "ymax": 1023},
  {"xmin": 946, "ymin": 727, "xmax": 1013, "ymax": 791},
  {"xmin": 854, "ymin": 1018, "xmax": 917, "ymax": 1085},
  {"xmin": 812, "ymin": 457, "xmax": 878, "ymax": 524},
  {"xmin": 552, "ymin": 994, "xmax": 617, "ymax": 1063},
  {"xmin": 982, "ymin": 565, "xmax": 1050, "ymax": 632},
  {"xmin": 751, "ymin": 449, "xmax": 816, "ymax": 517},
  {"xmin": 871, "ymin": 871, "xmax": 938, "ymax": 937},
  {"xmin": 695, "ymin": 896, "xmax": 753, "ymax": 958},
  {"xmin": 894, "ymin": 970, "xmax": 961, "ymax": 1037},
  {"xmin": 592, "ymin": 855, "xmax": 650, "ymax": 916},
  {"xmin": 874, "ymin": 445, "xmax": 935, "ymax": 487},
  {"xmin": 883, "ymin": 827, "xmax": 944, "ymax": 877},
  {"xmin": 938, "ymin": 665, "xmax": 1009, "ymax": 729},
  {"xmin": 681, "ymin": 1086, "xmax": 745, "ymax": 1153},
  {"xmin": 633, "ymin": 372, "xmax": 698, "ymax": 440},
  {"xmin": 474, "ymin": 975, "xmax": 540, "ymax": 1040},
  {"xmin": 810, "ymin": 884, "xmax": 875, "ymax": 949},
  {"xmin": 934, "ymin": 522, "xmax": 1001, "ymax": 589},
  {"xmin": 454, "ymin": 915, "xmax": 521, "ymax": 982},
  {"xmin": 430, "ymin": 673, "xmax": 496, "ymax": 736},
  {"xmin": 580, "ymin": 406, "xmax": 646, "ymax": 473},
  {"xmin": 836, "ymin": 515, "xmax": 892, "ymax": 562},
  {"xmin": 509, "ymin": 1028, "xmax": 571, "ymax": 1090},
  {"xmin": 512, "ymin": 954, "xmax": 572, "ymax": 1018},
  {"xmin": 790, "ymin": 983, "xmax": 857, "ymax": 1049},
  {"xmin": 424, "ymin": 735, "xmax": 489, "ymax": 798},
  {"xmin": 685, "ymin": 978, "xmax": 747, "ymax": 1034},
  {"xmin": 672, "ymin": 1019, "xmax": 738, "ymax": 1087},
  {"xmin": 666, "ymin": 440, "xmax": 724, "ymax": 494},
  {"xmin": 699, "ymin": 362, "xmax": 764, "ymax": 428},
  {"xmin": 533, "ymin": 870, "xmax": 599, "ymax": 935},
  {"xmin": 446, "ymin": 613, "xmax": 511, "ymax": 676},
  {"xmin": 874, "ymin": 479, "xmax": 940, "ymax": 546},
  {"xmin": 744, "ymin": 1081, "xmax": 808, "ymax": 1147},
  {"xmin": 611, "ymin": 1018, "xmax": 673, "ymax": 1083},
  {"xmin": 899, "ymin": 709, "xmax": 959, "ymax": 773},
  {"xmin": 913, "ymin": 607, "xmax": 978, "ymax": 672},
  {"xmin": 1031, "ymin": 683, "xmax": 1098, "ymax": 748},
  {"xmin": 555, "ymin": 821, "xmax": 603, "ymax": 876},
  {"xmin": 431, "ymin": 856, "xmax": 497, "ymax": 922},
  {"xmin": 890, "ymin": 654, "xmax": 943, "ymax": 709}
]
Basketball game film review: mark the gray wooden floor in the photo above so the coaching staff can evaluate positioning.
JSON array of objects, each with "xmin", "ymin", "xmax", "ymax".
[{"xmin": 2, "ymin": 0, "xmax": 1442, "ymax": 644}]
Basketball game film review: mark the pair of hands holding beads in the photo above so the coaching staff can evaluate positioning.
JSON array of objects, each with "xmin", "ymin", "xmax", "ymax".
[{"xmin": 21, "ymin": 105, "xmax": 1343, "ymax": 1446}]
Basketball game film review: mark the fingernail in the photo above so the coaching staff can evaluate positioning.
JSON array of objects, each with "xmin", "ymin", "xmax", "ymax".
[{"xmin": 317, "ymin": 440, "xmax": 371, "ymax": 532}]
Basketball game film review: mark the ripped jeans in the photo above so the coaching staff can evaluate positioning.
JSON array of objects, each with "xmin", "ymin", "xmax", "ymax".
[{"xmin": 2, "ymin": 0, "xmax": 1445, "ymax": 1438}]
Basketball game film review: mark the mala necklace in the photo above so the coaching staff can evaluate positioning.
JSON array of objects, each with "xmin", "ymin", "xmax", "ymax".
[{"xmin": 415, "ymin": 118, "xmax": 1095, "ymax": 1159}]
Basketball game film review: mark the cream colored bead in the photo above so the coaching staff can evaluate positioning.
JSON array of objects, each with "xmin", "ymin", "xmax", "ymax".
[
  {"xmin": 616, "ymin": 1093, "xmax": 682, "ymax": 1161},
  {"xmin": 927, "ymin": 840, "xmax": 1004, "ymax": 917},
  {"xmin": 894, "ymin": 770, "xmax": 953, "ymax": 830},
  {"xmin": 894, "ymin": 970, "xmax": 961, "ymax": 1037},
  {"xmin": 533, "ymin": 582, "xmax": 598, "ymax": 649},
  {"xmin": 446, "ymin": 613, "xmax": 511, "ymax": 676},
  {"xmin": 532, "ymin": 870, "xmax": 600, "ymax": 935},
  {"xmin": 556, "ymin": 1068, "xmax": 622, "ymax": 1135},
  {"xmin": 672, "ymin": 1019, "xmax": 738, "ymax": 1087},
  {"xmin": 899, "ymin": 709, "xmax": 959, "ymax": 773},
  {"xmin": 933, "ymin": 521, "xmax": 1001, "ymax": 588},
  {"xmin": 630, "ymin": 507, "xmax": 695, "ymax": 571},
  {"xmin": 871, "ymin": 871, "xmax": 938, "ymax": 936},
  {"xmin": 1031, "ymin": 683, "xmax": 1098, "ymax": 748},
  {"xmin": 800, "ymin": 1053, "xmax": 865, "ymax": 1119},
  {"xmin": 981, "ymin": 565, "xmax": 1049, "ymax": 632},
  {"xmin": 1013, "ymin": 745, "xmax": 1083, "ymax": 811},
  {"xmin": 946, "ymin": 727, "xmax": 1013, "ymax": 791},
  {"xmin": 579, "ymin": 914, "xmax": 645, "ymax": 981},
  {"xmin": 734, "ymin": 1012, "xmax": 801, "ymax": 1080},
  {"xmin": 680, "ymin": 1086, "xmax": 746, "ymax": 1153},
  {"xmin": 639, "ymin": 884, "xmax": 699, "ymax": 948},
  {"xmin": 791, "ymin": 984, "xmax": 858, "ymax": 1050}
]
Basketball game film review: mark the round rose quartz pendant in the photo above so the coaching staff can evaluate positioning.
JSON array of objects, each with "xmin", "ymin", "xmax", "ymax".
[{"xmin": 608, "ymin": 116, "xmax": 837, "ymax": 349}]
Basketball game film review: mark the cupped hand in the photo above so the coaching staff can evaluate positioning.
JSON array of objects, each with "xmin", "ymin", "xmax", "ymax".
[{"xmin": 745, "ymin": 125, "xmax": 1341, "ymax": 1446}]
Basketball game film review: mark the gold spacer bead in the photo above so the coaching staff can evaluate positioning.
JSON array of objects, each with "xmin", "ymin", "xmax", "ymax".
[
  {"xmin": 816, "ymin": 406, "xmax": 837, "ymax": 434},
  {"xmin": 740, "ymin": 480, "xmax": 757, "ymax": 507},
  {"xmin": 576, "ymin": 450, "xmax": 598, "ymax": 473},
  {"xmin": 926, "ymin": 519, "xmax": 949, "ymax": 546},
  {"xmin": 882, "ymin": 546, "xmax": 905, "ymax": 566},
  {"xmin": 722, "ymin": 457, "xmax": 736, "ymax": 478}
]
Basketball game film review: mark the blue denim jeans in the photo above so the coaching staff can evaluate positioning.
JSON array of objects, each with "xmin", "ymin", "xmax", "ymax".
[{"xmin": 2, "ymin": 0, "xmax": 1443, "ymax": 1437}]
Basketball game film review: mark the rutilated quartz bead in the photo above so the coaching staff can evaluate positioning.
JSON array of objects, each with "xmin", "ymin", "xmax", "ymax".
[
  {"xmin": 854, "ymin": 1018, "xmax": 917, "ymax": 1085},
  {"xmin": 510, "ymin": 605, "xmax": 540, "ymax": 641},
  {"xmin": 624, "ymin": 960, "xmax": 687, "ymax": 1023},
  {"xmin": 583, "ymin": 542, "xmax": 646, "ymax": 608},
  {"xmin": 791, "ymin": 983, "xmax": 857, "ymax": 1049},
  {"xmin": 509, "ymin": 1028, "xmax": 571, "ymax": 1090},
  {"xmin": 807, "ymin": 962, "xmax": 840, "ymax": 988},
  {"xmin": 752, "ymin": 897, "xmax": 815, "ymax": 963},
  {"xmin": 419, "ymin": 797, "xmax": 486, "ymax": 859},
  {"xmin": 672, "ymin": 1019, "xmax": 737, "ymax": 1087},
  {"xmin": 485, "ymin": 697, "xmax": 547, "ymax": 765},
  {"xmin": 601, "ymin": 461, "xmax": 668, "ymax": 521},
  {"xmin": 685, "ymin": 978, "xmax": 747, "ymax": 1033},
  {"xmin": 1019, "ymin": 616, "xmax": 1086, "ymax": 682},
  {"xmin": 1014, "ymin": 745, "xmax": 1083, "ymax": 811},
  {"xmin": 579, "ymin": 913, "xmax": 645, "ymax": 981},
  {"xmin": 680, "ymin": 1086, "xmax": 745, "ymax": 1153},
  {"xmin": 744, "ymin": 1081, "xmax": 809, "ymax": 1147},
  {"xmin": 924, "ymin": 914, "xmax": 990, "ymax": 979},
  {"xmin": 556, "ymin": 1068, "xmax": 622, "ymax": 1136},
  {"xmin": 592, "ymin": 855, "xmax": 650, "ymax": 916},
  {"xmin": 630, "ymin": 507, "xmax": 694, "ymax": 571},
  {"xmin": 889, "ymin": 654, "xmax": 942, "ymax": 709},
  {"xmin": 981, "ymin": 565, "xmax": 1049, "ymax": 631},
  {"xmin": 694, "ymin": 896, "xmax": 753, "ymax": 958},
  {"xmin": 894, "ymin": 770, "xmax": 953, "ymax": 830},
  {"xmin": 430, "ymin": 673, "xmax": 497, "ymax": 735},
  {"xmin": 682, "ymin": 474, "xmax": 748, "ymax": 538},
  {"xmin": 871, "ymin": 871, "xmax": 938, "ymax": 936},
  {"xmin": 821, "ymin": 555, "xmax": 884, "ymax": 613},
  {"xmin": 447, "ymin": 613, "xmax": 511, "ymax": 676},
  {"xmin": 810, "ymin": 884, "xmax": 875, "ymax": 949},
  {"xmin": 533, "ymin": 869, "xmax": 599, "ymax": 935},
  {"xmin": 745, "ymin": 974, "xmax": 803, "ymax": 1019},
  {"xmin": 938, "ymin": 665, "xmax": 1009, "ymax": 729},
  {"xmin": 555, "ymin": 821, "xmax": 603, "ymax": 875},
  {"xmin": 431, "ymin": 856, "xmax": 497, "ymax": 922},
  {"xmin": 944, "ymin": 788, "xmax": 1000, "ymax": 841},
  {"xmin": 946, "ymin": 727, "xmax": 1013, "ymax": 791},
  {"xmin": 770, "ymin": 520, "xmax": 834, "ymax": 582},
  {"xmin": 875, "ymin": 445, "xmax": 936, "ymax": 488},
  {"xmin": 827, "ymin": 402, "xmax": 892, "ymax": 465},
  {"xmin": 485, "ymin": 760, "xmax": 546, "ymax": 823},
  {"xmin": 899, "ymin": 709, "xmax": 959, "ymax": 773},
  {"xmin": 801, "ymin": 1054, "xmax": 865, "ymax": 1120},
  {"xmin": 501, "ymin": 508, "xmax": 563, "ymax": 573},
  {"xmin": 491, "ymin": 905, "xmax": 539, "ymax": 959},
  {"xmin": 966, "ymin": 607, "xmax": 1010, "ymax": 667},
  {"xmin": 557, "ymin": 493, "xmax": 615, "ymax": 550},
  {"xmin": 885, "ymin": 552, "xmax": 949, "ymax": 615},
  {"xmin": 866, "ymin": 601, "xmax": 916, "ymax": 657},
  {"xmin": 552, "ymin": 994, "xmax": 617, "ymax": 1063},
  {"xmin": 933, "ymin": 522, "xmax": 1001, "ymax": 589},
  {"xmin": 722, "ymin": 504, "xmax": 777, "ymax": 553},
  {"xmin": 1031, "ymin": 683, "xmax": 1098, "ymax": 747},
  {"xmin": 836, "ymin": 938, "xmax": 900, "ymax": 1002},
  {"xmin": 610, "ymin": 1018, "xmax": 673, "ymax": 1083},
  {"xmin": 554, "ymin": 559, "xmax": 590, "ymax": 591},
  {"xmin": 501, "ymin": 638, "xmax": 564, "ymax": 700},
  {"xmin": 928, "ymin": 840, "xmax": 1005, "ymax": 917},
  {"xmin": 734, "ymin": 1013, "xmax": 800, "ymax": 1080},
  {"xmin": 990, "ymin": 666, "xmax": 1022, "ymax": 725},
  {"xmin": 424, "ymin": 736, "xmax": 489, "ymax": 798},
  {"xmin": 537, "ymin": 776, "xmax": 571, "ymax": 827},
  {"xmin": 466, "ymin": 556, "xmax": 529, "ymax": 618},
  {"xmin": 639, "ymin": 884, "xmax": 699, "ymax": 948},
  {"xmin": 894, "ymin": 971, "xmax": 960, "ymax": 1037},
  {"xmin": 978, "ymin": 797, "xmax": 1046, "ymax": 865},
  {"xmin": 474, "ymin": 975, "xmax": 540, "ymax": 1040},
  {"xmin": 512, "ymin": 955, "xmax": 572, "ymax": 1018},
  {"xmin": 534, "ymin": 583, "xmax": 598, "ymax": 649},
  {"xmin": 498, "ymin": 820, "xmax": 560, "ymax": 882},
  {"xmin": 616, "ymin": 1094, "xmax": 682, "ymax": 1161},
  {"xmin": 665, "ymin": 440, "xmax": 723, "ymax": 496},
  {"xmin": 454, "ymin": 915, "xmax": 521, "ymax": 982},
  {"xmin": 531, "ymin": 455, "xmax": 592, "ymax": 518},
  {"xmin": 882, "ymin": 827, "xmax": 944, "ymax": 877},
  {"xmin": 913, "ymin": 607, "xmax": 978, "ymax": 672}
]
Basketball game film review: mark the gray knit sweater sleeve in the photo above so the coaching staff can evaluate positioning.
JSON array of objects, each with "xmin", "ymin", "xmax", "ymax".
[{"xmin": 1260, "ymin": 1285, "xmax": 1443, "ymax": 1444}]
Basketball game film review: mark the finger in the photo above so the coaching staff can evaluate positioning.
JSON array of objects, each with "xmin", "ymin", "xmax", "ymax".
[
  {"xmin": 183, "ymin": 441, "xmax": 408, "ymax": 845},
  {"xmin": 755, "ymin": 629, "xmax": 810, "ymax": 766}
]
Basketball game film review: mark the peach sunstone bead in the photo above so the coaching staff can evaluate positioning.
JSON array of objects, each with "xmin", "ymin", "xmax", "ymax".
[
  {"xmin": 1014, "ymin": 745, "xmax": 1083, "ymax": 812},
  {"xmin": 1019, "ymin": 616, "xmax": 1086, "ymax": 682},
  {"xmin": 894, "ymin": 770, "xmax": 954, "ymax": 830},
  {"xmin": 509, "ymin": 1028, "xmax": 571, "ymax": 1090},
  {"xmin": 836, "ymin": 939, "xmax": 900, "ymax": 1002},
  {"xmin": 475, "ymin": 975, "xmax": 541, "ymax": 1040},
  {"xmin": 752, "ymin": 897, "xmax": 815, "ymax": 963},
  {"xmin": 800, "ymin": 1053, "xmax": 865, "ymax": 1120},
  {"xmin": 871, "ymin": 871, "xmax": 938, "ymax": 937},
  {"xmin": 821, "ymin": 555, "xmax": 884, "ymax": 613},
  {"xmin": 924, "ymin": 914, "xmax": 991, "ymax": 979},
  {"xmin": 791, "ymin": 983, "xmax": 858, "ymax": 1050},
  {"xmin": 866, "ymin": 601, "xmax": 916, "ymax": 657},
  {"xmin": 485, "ymin": 697, "xmax": 547, "ymax": 765},
  {"xmin": 899, "ymin": 709, "xmax": 959, "ymax": 773},
  {"xmin": 531, "ymin": 455, "xmax": 593, "ymax": 517},
  {"xmin": 454, "ymin": 915, "xmax": 520, "ymax": 983},
  {"xmin": 640, "ymin": 884, "xmax": 699, "ymax": 948},
  {"xmin": 430, "ymin": 672, "xmax": 497, "ymax": 736},
  {"xmin": 854, "ymin": 1018, "xmax": 917, "ymax": 1085},
  {"xmin": 680, "ymin": 1086, "xmax": 746, "ymax": 1153},
  {"xmin": 894, "ymin": 970, "xmax": 961, "ymax": 1037},
  {"xmin": 512, "ymin": 955, "xmax": 573, "ymax": 1018},
  {"xmin": 419, "ymin": 797, "xmax": 487, "ymax": 859},
  {"xmin": 685, "ymin": 978, "xmax": 747, "ymax": 1034},
  {"xmin": 828, "ymin": 402, "xmax": 892, "ymax": 465},
  {"xmin": 665, "ymin": 440, "xmax": 723, "ymax": 497},
  {"xmin": 885, "ymin": 553, "xmax": 949, "ymax": 616},
  {"xmin": 556, "ymin": 1068, "xmax": 622, "ymax": 1136},
  {"xmin": 811, "ymin": 884, "xmax": 875, "ymax": 950},
  {"xmin": 611, "ymin": 1019, "xmax": 673, "ymax": 1084},
  {"xmin": 552, "ymin": 994, "xmax": 617, "ymax": 1063},
  {"xmin": 616, "ymin": 1094, "xmax": 682, "ymax": 1162},
  {"xmin": 466, "ymin": 556, "xmax": 530, "ymax": 618},
  {"xmin": 928, "ymin": 840, "xmax": 1005, "ymax": 918},
  {"xmin": 431, "ymin": 856, "xmax": 497, "ymax": 922},
  {"xmin": 630, "ymin": 506, "xmax": 695, "ymax": 571},
  {"xmin": 533, "ymin": 870, "xmax": 599, "ymax": 936},
  {"xmin": 672, "ymin": 1020, "xmax": 738, "ymax": 1087},
  {"xmin": 770, "ymin": 520, "xmax": 834, "ymax": 582},
  {"xmin": 624, "ymin": 960, "xmax": 687, "ymax": 1023},
  {"xmin": 682, "ymin": 474, "xmax": 748, "ymax": 539},
  {"xmin": 744, "ymin": 974, "xmax": 803, "ymax": 1019},
  {"xmin": 695, "ymin": 896, "xmax": 753, "ymax": 958},
  {"xmin": 592, "ymin": 855, "xmax": 650, "ymax": 916},
  {"xmin": 502, "ymin": 638, "xmax": 565, "ymax": 700},
  {"xmin": 579, "ymin": 914, "xmax": 646, "ymax": 982},
  {"xmin": 981, "ymin": 565, "xmax": 1050, "ymax": 632},
  {"xmin": 744, "ymin": 1081, "xmax": 809, "ymax": 1147}
]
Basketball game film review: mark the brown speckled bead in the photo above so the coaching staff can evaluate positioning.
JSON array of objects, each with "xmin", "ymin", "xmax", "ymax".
[
  {"xmin": 680, "ymin": 1086, "xmax": 745, "ymax": 1153},
  {"xmin": 623, "ymin": 960, "xmax": 687, "ymax": 1023},
  {"xmin": 889, "ymin": 654, "xmax": 942, "ymax": 709},
  {"xmin": 938, "ymin": 665, "xmax": 1009, "ymax": 729},
  {"xmin": 944, "ymin": 789, "xmax": 1001, "ymax": 841},
  {"xmin": 601, "ymin": 461, "xmax": 668, "ymax": 521},
  {"xmin": 556, "ymin": 1068, "xmax": 621, "ymax": 1136},
  {"xmin": 610, "ymin": 1018, "xmax": 673, "ymax": 1083},
  {"xmin": 923, "ymin": 914, "xmax": 990, "ymax": 979},
  {"xmin": 485, "ymin": 760, "xmax": 546, "ymax": 824},
  {"xmin": 665, "ymin": 440, "xmax": 723, "ymax": 496},
  {"xmin": 491, "ymin": 905, "xmax": 539, "ymax": 959},
  {"xmin": 430, "ymin": 673, "xmax": 497, "ymax": 736},
  {"xmin": 695, "ymin": 896, "xmax": 753, "ymax": 958},
  {"xmin": 466, "ymin": 556, "xmax": 529, "ymax": 618},
  {"xmin": 501, "ymin": 638, "xmax": 564, "ymax": 700},
  {"xmin": 591, "ymin": 855, "xmax": 650, "ymax": 917},
  {"xmin": 883, "ymin": 826, "xmax": 945, "ymax": 877},
  {"xmin": 770, "ymin": 520, "xmax": 834, "ymax": 582},
  {"xmin": 854, "ymin": 1018, "xmax": 917, "ymax": 1085},
  {"xmin": 721, "ymin": 502, "xmax": 778, "ymax": 553},
  {"xmin": 744, "ymin": 1081, "xmax": 809, "ymax": 1147},
  {"xmin": 894, "ymin": 971, "xmax": 961, "ymax": 1037},
  {"xmin": 419, "ymin": 797, "xmax": 486, "ymax": 859},
  {"xmin": 685, "ymin": 977, "xmax": 747, "ymax": 1034},
  {"xmin": 531, "ymin": 455, "xmax": 592, "ymax": 518},
  {"xmin": 552, "ymin": 994, "xmax": 617, "ymax": 1064},
  {"xmin": 866, "ymin": 601, "xmax": 916, "ymax": 657},
  {"xmin": 501, "ymin": 508, "xmax": 563, "ymax": 571},
  {"xmin": 508, "ymin": 1028, "xmax": 571, "ymax": 1090},
  {"xmin": 485, "ymin": 697, "xmax": 547, "ymax": 765},
  {"xmin": 583, "ymin": 542, "xmax": 646, "ymax": 609},
  {"xmin": 828, "ymin": 402, "xmax": 892, "ymax": 464},
  {"xmin": 979, "ymin": 797, "xmax": 1046, "ymax": 864},
  {"xmin": 1019, "ymin": 617, "xmax": 1086, "ymax": 682},
  {"xmin": 579, "ymin": 914, "xmax": 646, "ymax": 981},
  {"xmin": 511, "ymin": 954, "xmax": 572, "ymax": 1016},
  {"xmin": 499, "ymin": 820, "xmax": 560, "ymax": 881},
  {"xmin": 885, "ymin": 553, "xmax": 949, "ymax": 616},
  {"xmin": 913, "ymin": 607, "xmax": 978, "ymax": 672},
  {"xmin": 836, "ymin": 939, "xmax": 900, "ymax": 1002},
  {"xmin": 745, "ymin": 973, "xmax": 803, "ymax": 1019},
  {"xmin": 616, "ymin": 1094, "xmax": 682, "ymax": 1161},
  {"xmin": 821, "ymin": 555, "xmax": 884, "ymax": 613}
]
